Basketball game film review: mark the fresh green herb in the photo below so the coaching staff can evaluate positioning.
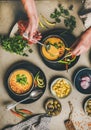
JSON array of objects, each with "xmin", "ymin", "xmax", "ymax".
[
  {"xmin": 69, "ymin": 5, "xmax": 74, "ymax": 10},
  {"xmin": 16, "ymin": 74, "xmax": 28, "ymax": 85},
  {"xmin": 55, "ymin": 18, "xmax": 61, "ymax": 23},
  {"xmin": 64, "ymin": 16, "xmax": 76, "ymax": 32},
  {"xmin": 50, "ymin": 4, "xmax": 76, "ymax": 32},
  {"xmin": 45, "ymin": 41, "xmax": 63, "ymax": 50},
  {"xmin": 53, "ymin": 43, "xmax": 59, "ymax": 49},
  {"xmin": 45, "ymin": 42, "xmax": 51, "ymax": 51},
  {"xmin": 29, "ymin": 49, "xmax": 33, "ymax": 53},
  {"xmin": 0, "ymin": 35, "xmax": 33, "ymax": 56},
  {"xmin": 22, "ymin": 53, "xmax": 28, "ymax": 57}
]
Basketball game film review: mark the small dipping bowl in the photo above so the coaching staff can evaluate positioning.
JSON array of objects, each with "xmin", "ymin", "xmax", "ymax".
[
  {"xmin": 44, "ymin": 97, "xmax": 62, "ymax": 116},
  {"xmin": 83, "ymin": 96, "xmax": 91, "ymax": 117},
  {"xmin": 50, "ymin": 77, "xmax": 72, "ymax": 99}
]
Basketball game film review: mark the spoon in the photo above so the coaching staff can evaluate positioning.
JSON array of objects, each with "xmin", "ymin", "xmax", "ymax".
[
  {"xmin": 6, "ymin": 90, "xmax": 43, "ymax": 111},
  {"xmin": 23, "ymin": 33, "xmax": 45, "ymax": 46}
]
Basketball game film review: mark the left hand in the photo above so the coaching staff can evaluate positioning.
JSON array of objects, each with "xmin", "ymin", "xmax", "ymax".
[{"xmin": 18, "ymin": 20, "xmax": 42, "ymax": 44}]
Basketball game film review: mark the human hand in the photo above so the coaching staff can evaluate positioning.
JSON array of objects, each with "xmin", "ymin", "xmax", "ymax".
[
  {"xmin": 23, "ymin": 31, "xmax": 42, "ymax": 44},
  {"xmin": 24, "ymin": 16, "xmax": 39, "ymax": 41},
  {"xmin": 18, "ymin": 20, "xmax": 42, "ymax": 44},
  {"xmin": 21, "ymin": 0, "xmax": 41, "ymax": 43},
  {"xmin": 71, "ymin": 27, "xmax": 91, "ymax": 56}
]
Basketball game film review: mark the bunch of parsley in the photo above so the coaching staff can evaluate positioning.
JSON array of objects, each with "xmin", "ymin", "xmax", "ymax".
[
  {"xmin": 0, "ymin": 35, "xmax": 32, "ymax": 56},
  {"xmin": 50, "ymin": 4, "xmax": 76, "ymax": 32}
]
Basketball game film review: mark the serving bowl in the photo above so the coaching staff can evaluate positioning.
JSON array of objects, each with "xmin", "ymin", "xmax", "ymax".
[
  {"xmin": 8, "ymin": 69, "xmax": 34, "ymax": 96},
  {"xmin": 83, "ymin": 96, "xmax": 91, "ymax": 117},
  {"xmin": 50, "ymin": 77, "xmax": 72, "ymax": 98},
  {"xmin": 38, "ymin": 29, "xmax": 79, "ymax": 71},
  {"xmin": 40, "ymin": 35, "xmax": 67, "ymax": 63}
]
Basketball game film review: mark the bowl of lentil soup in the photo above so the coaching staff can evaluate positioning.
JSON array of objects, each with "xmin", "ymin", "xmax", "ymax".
[{"xmin": 8, "ymin": 69, "xmax": 34, "ymax": 96}]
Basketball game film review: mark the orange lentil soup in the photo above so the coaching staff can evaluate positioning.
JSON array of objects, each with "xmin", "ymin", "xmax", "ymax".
[
  {"xmin": 9, "ymin": 69, "xmax": 33, "ymax": 94},
  {"xmin": 42, "ymin": 37, "xmax": 65, "ymax": 60}
]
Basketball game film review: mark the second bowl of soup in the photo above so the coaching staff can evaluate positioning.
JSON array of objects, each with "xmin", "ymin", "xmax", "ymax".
[{"xmin": 41, "ymin": 35, "xmax": 66, "ymax": 62}]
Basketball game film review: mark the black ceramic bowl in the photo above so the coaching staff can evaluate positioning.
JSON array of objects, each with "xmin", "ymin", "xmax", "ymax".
[
  {"xmin": 8, "ymin": 69, "xmax": 34, "ymax": 96},
  {"xmin": 38, "ymin": 29, "xmax": 80, "ymax": 71},
  {"xmin": 74, "ymin": 68, "xmax": 91, "ymax": 94},
  {"xmin": 40, "ymin": 35, "xmax": 67, "ymax": 63},
  {"xmin": 83, "ymin": 96, "xmax": 91, "ymax": 117},
  {"xmin": 44, "ymin": 97, "xmax": 62, "ymax": 116}
]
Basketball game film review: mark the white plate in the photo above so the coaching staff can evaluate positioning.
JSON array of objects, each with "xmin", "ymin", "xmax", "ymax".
[{"xmin": 10, "ymin": 23, "xmax": 18, "ymax": 37}]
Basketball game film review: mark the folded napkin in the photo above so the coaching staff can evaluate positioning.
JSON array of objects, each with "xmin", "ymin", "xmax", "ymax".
[
  {"xmin": 3, "ymin": 114, "xmax": 51, "ymax": 130},
  {"xmin": 79, "ymin": 0, "xmax": 91, "ymax": 29}
]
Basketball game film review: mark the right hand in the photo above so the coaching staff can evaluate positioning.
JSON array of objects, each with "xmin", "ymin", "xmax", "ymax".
[{"xmin": 71, "ymin": 27, "xmax": 91, "ymax": 56}]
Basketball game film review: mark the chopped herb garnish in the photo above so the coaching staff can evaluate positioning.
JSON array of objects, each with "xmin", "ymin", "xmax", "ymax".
[
  {"xmin": 29, "ymin": 49, "xmax": 33, "ymax": 53},
  {"xmin": 16, "ymin": 74, "xmax": 28, "ymax": 85},
  {"xmin": 69, "ymin": 5, "xmax": 74, "ymax": 10},
  {"xmin": 45, "ymin": 42, "xmax": 51, "ymax": 51},
  {"xmin": 54, "ymin": 43, "xmax": 59, "ymax": 49}
]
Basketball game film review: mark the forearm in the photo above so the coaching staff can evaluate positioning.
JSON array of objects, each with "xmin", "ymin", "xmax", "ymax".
[
  {"xmin": 81, "ymin": 26, "xmax": 91, "ymax": 42},
  {"xmin": 21, "ymin": 0, "xmax": 38, "ymax": 19}
]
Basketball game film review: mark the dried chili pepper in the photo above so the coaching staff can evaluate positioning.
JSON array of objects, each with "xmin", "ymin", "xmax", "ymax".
[
  {"xmin": 10, "ymin": 107, "xmax": 33, "ymax": 119},
  {"xmin": 15, "ymin": 107, "xmax": 33, "ymax": 118},
  {"xmin": 10, "ymin": 109, "xmax": 25, "ymax": 119},
  {"xmin": 18, "ymin": 20, "xmax": 28, "ymax": 35},
  {"xmin": 18, "ymin": 109, "xmax": 32, "ymax": 114},
  {"xmin": 15, "ymin": 107, "xmax": 33, "ymax": 115}
]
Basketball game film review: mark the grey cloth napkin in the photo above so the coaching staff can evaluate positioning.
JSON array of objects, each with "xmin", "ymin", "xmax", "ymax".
[
  {"xmin": 79, "ymin": 0, "xmax": 91, "ymax": 29},
  {"xmin": 3, "ymin": 114, "xmax": 51, "ymax": 130}
]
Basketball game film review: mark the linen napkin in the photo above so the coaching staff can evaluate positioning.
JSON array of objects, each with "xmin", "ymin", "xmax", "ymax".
[
  {"xmin": 3, "ymin": 114, "xmax": 51, "ymax": 130},
  {"xmin": 79, "ymin": 0, "xmax": 91, "ymax": 29}
]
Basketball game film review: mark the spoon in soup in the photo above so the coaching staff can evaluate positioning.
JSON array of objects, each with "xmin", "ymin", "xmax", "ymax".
[{"xmin": 6, "ymin": 89, "xmax": 43, "ymax": 111}]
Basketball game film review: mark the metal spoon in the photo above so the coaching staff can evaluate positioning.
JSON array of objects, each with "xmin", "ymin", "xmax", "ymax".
[
  {"xmin": 23, "ymin": 33, "xmax": 45, "ymax": 46},
  {"xmin": 6, "ymin": 90, "xmax": 43, "ymax": 111}
]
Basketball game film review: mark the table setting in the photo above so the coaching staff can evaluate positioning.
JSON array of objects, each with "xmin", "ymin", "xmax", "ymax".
[{"xmin": 0, "ymin": 0, "xmax": 91, "ymax": 130}]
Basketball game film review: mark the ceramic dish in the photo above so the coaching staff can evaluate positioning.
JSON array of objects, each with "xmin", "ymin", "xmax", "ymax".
[
  {"xmin": 8, "ymin": 69, "xmax": 34, "ymax": 96},
  {"xmin": 50, "ymin": 77, "xmax": 72, "ymax": 98},
  {"xmin": 4, "ymin": 61, "xmax": 46, "ymax": 103},
  {"xmin": 38, "ymin": 28, "xmax": 79, "ymax": 71},
  {"xmin": 44, "ymin": 97, "xmax": 62, "ymax": 116},
  {"xmin": 41, "ymin": 35, "xmax": 67, "ymax": 63},
  {"xmin": 83, "ymin": 96, "xmax": 91, "ymax": 117},
  {"xmin": 74, "ymin": 68, "xmax": 91, "ymax": 94}
]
